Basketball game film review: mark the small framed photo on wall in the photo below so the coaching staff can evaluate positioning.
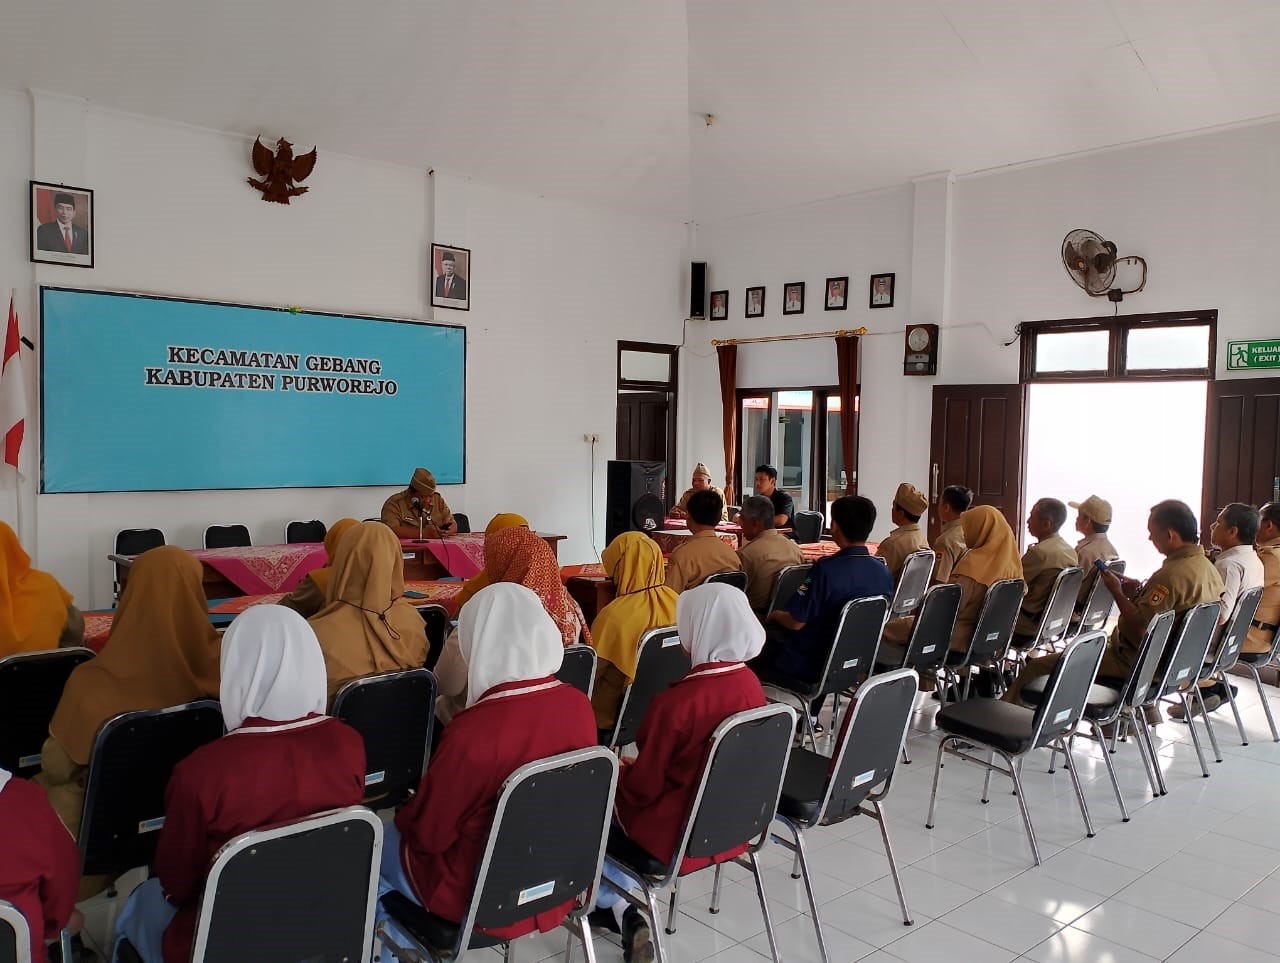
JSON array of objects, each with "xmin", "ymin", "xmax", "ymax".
[
  {"xmin": 745, "ymin": 286, "xmax": 765, "ymax": 318},
  {"xmin": 783, "ymin": 281, "xmax": 805, "ymax": 316},
  {"xmin": 869, "ymin": 272, "xmax": 895, "ymax": 309},
  {"xmin": 710, "ymin": 290, "xmax": 728, "ymax": 320},
  {"xmin": 825, "ymin": 276, "xmax": 848, "ymax": 311},
  {"xmin": 30, "ymin": 181, "xmax": 94, "ymax": 269},
  {"xmin": 431, "ymin": 243, "xmax": 471, "ymax": 311}
]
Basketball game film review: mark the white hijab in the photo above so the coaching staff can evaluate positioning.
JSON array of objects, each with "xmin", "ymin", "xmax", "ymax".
[
  {"xmin": 0, "ymin": 766, "xmax": 9, "ymax": 794},
  {"xmin": 460, "ymin": 582, "xmax": 564, "ymax": 707},
  {"xmin": 220, "ymin": 605, "xmax": 328, "ymax": 730},
  {"xmin": 676, "ymin": 582, "xmax": 766, "ymax": 667}
]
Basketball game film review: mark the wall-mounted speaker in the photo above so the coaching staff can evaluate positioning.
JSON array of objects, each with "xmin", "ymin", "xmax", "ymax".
[
  {"xmin": 605, "ymin": 460, "xmax": 667, "ymax": 546},
  {"xmin": 690, "ymin": 262, "xmax": 707, "ymax": 319}
]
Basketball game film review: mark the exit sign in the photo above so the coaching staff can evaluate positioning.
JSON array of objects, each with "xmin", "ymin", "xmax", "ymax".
[{"xmin": 1227, "ymin": 340, "xmax": 1280, "ymax": 370}]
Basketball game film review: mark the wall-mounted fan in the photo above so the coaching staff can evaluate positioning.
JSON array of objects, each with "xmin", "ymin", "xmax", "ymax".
[{"xmin": 1061, "ymin": 229, "xmax": 1147, "ymax": 302}]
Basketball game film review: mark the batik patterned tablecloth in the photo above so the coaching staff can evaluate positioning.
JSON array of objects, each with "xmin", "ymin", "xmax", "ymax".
[
  {"xmin": 82, "ymin": 592, "xmax": 289, "ymax": 652},
  {"xmin": 559, "ymin": 562, "xmax": 606, "ymax": 582},
  {"xmin": 404, "ymin": 580, "xmax": 464, "ymax": 617},
  {"xmin": 648, "ymin": 529, "xmax": 740, "ymax": 556},
  {"xmin": 401, "ymin": 534, "xmax": 486, "ymax": 579},
  {"xmin": 189, "ymin": 543, "xmax": 328, "ymax": 595}
]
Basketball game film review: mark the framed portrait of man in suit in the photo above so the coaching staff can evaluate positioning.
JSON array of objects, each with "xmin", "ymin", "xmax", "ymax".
[
  {"xmin": 431, "ymin": 243, "xmax": 471, "ymax": 311},
  {"xmin": 30, "ymin": 181, "xmax": 94, "ymax": 269}
]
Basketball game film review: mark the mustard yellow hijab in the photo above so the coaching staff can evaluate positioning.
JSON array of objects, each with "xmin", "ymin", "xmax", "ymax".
[
  {"xmin": 0, "ymin": 522, "xmax": 73, "ymax": 658},
  {"xmin": 308, "ymin": 517, "xmax": 360, "ymax": 598},
  {"xmin": 591, "ymin": 532, "xmax": 678, "ymax": 682},
  {"xmin": 455, "ymin": 513, "xmax": 529, "ymax": 609},
  {"xmin": 953, "ymin": 506, "xmax": 1023, "ymax": 587}
]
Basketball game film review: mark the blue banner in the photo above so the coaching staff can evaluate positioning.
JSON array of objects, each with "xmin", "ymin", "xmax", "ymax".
[{"xmin": 40, "ymin": 288, "xmax": 465, "ymax": 493}]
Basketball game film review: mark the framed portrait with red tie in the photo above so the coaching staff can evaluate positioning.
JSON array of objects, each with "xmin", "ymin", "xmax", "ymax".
[
  {"xmin": 431, "ymin": 243, "xmax": 470, "ymax": 311},
  {"xmin": 30, "ymin": 181, "xmax": 94, "ymax": 269}
]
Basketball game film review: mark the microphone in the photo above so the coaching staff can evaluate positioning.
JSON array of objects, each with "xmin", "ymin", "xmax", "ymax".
[{"xmin": 410, "ymin": 496, "xmax": 423, "ymax": 514}]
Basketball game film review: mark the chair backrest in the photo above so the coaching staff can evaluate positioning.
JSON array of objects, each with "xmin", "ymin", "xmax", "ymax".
[
  {"xmin": 766, "ymin": 563, "xmax": 811, "ymax": 613},
  {"xmin": 556, "ymin": 644, "xmax": 597, "ymax": 697},
  {"xmin": 453, "ymin": 512, "xmax": 471, "ymax": 534},
  {"xmin": 815, "ymin": 596, "xmax": 890, "ymax": 696},
  {"xmin": 889, "ymin": 550, "xmax": 936, "ymax": 618},
  {"xmin": 457, "ymin": 748, "xmax": 619, "ymax": 954},
  {"xmin": 81, "ymin": 700, "xmax": 225, "ymax": 878},
  {"xmin": 0, "ymin": 647, "xmax": 95, "ymax": 778},
  {"xmin": 674, "ymin": 704, "xmax": 796, "ymax": 872},
  {"xmin": 820, "ymin": 668, "xmax": 919, "ymax": 822},
  {"xmin": 1152, "ymin": 602, "xmax": 1223, "ymax": 701},
  {"xmin": 1121, "ymin": 610, "xmax": 1177, "ymax": 710},
  {"xmin": 418, "ymin": 605, "xmax": 449, "ymax": 670},
  {"xmin": 191, "ymin": 807, "xmax": 382, "ymax": 963},
  {"xmin": 609, "ymin": 627, "xmax": 690, "ymax": 749},
  {"xmin": 333, "ymin": 668, "xmax": 437, "ymax": 809},
  {"xmin": 1028, "ymin": 632, "xmax": 1107, "ymax": 748},
  {"xmin": 115, "ymin": 527, "xmax": 165, "ymax": 557},
  {"xmin": 1031, "ymin": 567, "xmax": 1084, "ymax": 647},
  {"xmin": 203, "ymin": 524, "xmax": 251, "ymax": 549},
  {"xmin": 706, "ymin": 570, "xmax": 748, "ymax": 592},
  {"xmin": 1211, "ymin": 586, "xmax": 1264, "ymax": 675},
  {"xmin": 958, "ymin": 578, "xmax": 1024, "ymax": 667},
  {"xmin": 899, "ymin": 582, "xmax": 962, "ymax": 672},
  {"xmin": 0, "ymin": 900, "xmax": 30, "ymax": 963},
  {"xmin": 793, "ymin": 511, "xmax": 824, "ymax": 544},
  {"xmin": 1076, "ymin": 560, "xmax": 1126, "ymax": 635},
  {"xmin": 284, "ymin": 519, "xmax": 326, "ymax": 544}
]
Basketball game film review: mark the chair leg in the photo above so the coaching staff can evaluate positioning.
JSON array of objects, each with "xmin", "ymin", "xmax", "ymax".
[
  {"xmin": 1181, "ymin": 693, "xmax": 1212, "ymax": 777},
  {"xmin": 1061, "ymin": 735, "xmax": 1095, "ymax": 838},
  {"xmin": 874, "ymin": 801, "xmax": 914, "ymax": 926},
  {"xmin": 1137, "ymin": 712, "xmax": 1169, "ymax": 796},
  {"xmin": 789, "ymin": 824, "xmax": 831, "ymax": 963},
  {"xmin": 1245, "ymin": 664, "xmax": 1280, "ymax": 742},
  {"xmin": 710, "ymin": 864, "xmax": 725, "ymax": 914},
  {"xmin": 901, "ymin": 740, "xmax": 912, "ymax": 765},
  {"xmin": 1091, "ymin": 720, "xmax": 1129, "ymax": 822},
  {"xmin": 505, "ymin": 939, "xmax": 516, "ymax": 962},
  {"xmin": 1222, "ymin": 678, "xmax": 1248, "ymax": 746},
  {"xmin": 665, "ymin": 878, "xmax": 681, "ymax": 935},
  {"xmin": 925, "ymin": 737, "xmax": 949, "ymax": 829},
  {"xmin": 1127, "ymin": 712, "xmax": 1159, "ymax": 797},
  {"xmin": 791, "ymin": 846, "xmax": 802, "ymax": 880},
  {"xmin": 1005, "ymin": 748, "xmax": 1042, "ymax": 865},
  {"xmin": 644, "ymin": 884, "xmax": 669, "ymax": 963},
  {"xmin": 981, "ymin": 750, "xmax": 995, "ymax": 803},
  {"xmin": 578, "ymin": 914, "xmax": 599, "ymax": 963},
  {"xmin": 748, "ymin": 850, "xmax": 783, "ymax": 963},
  {"xmin": 1194, "ymin": 685, "xmax": 1223, "ymax": 763}
]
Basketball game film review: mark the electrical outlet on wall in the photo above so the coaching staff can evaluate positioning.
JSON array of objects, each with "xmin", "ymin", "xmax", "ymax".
[{"xmin": 583, "ymin": 433, "xmax": 600, "ymax": 444}]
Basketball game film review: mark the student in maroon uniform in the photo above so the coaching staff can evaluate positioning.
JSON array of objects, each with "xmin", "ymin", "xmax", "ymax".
[
  {"xmin": 379, "ymin": 582, "xmax": 596, "ymax": 943},
  {"xmin": 112, "ymin": 606, "xmax": 366, "ymax": 963},
  {"xmin": 0, "ymin": 766, "xmax": 80, "ymax": 961},
  {"xmin": 592, "ymin": 582, "xmax": 767, "ymax": 963}
]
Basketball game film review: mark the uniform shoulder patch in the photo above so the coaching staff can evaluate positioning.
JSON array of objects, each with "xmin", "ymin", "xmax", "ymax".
[{"xmin": 1146, "ymin": 583, "xmax": 1171, "ymax": 608}]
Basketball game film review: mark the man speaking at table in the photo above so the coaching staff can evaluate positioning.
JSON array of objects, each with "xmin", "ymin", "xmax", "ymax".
[{"xmin": 381, "ymin": 467, "xmax": 456, "ymax": 540}]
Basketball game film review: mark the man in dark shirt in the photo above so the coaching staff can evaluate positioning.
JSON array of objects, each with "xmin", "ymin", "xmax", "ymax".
[{"xmin": 754, "ymin": 464, "xmax": 795, "ymax": 531}]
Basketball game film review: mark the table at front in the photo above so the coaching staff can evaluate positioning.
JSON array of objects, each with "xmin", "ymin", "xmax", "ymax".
[
  {"xmin": 110, "ymin": 542, "xmax": 328, "ymax": 600},
  {"xmin": 399, "ymin": 532, "xmax": 567, "ymax": 581}
]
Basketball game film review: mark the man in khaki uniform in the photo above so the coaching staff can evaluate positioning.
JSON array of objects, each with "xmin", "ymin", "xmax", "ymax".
[
  {"xmin": 1007, "ymin": 499, "xmax": 1223, "ymax": 705},
  {"xmin": 380, "ymin": 467, "xmax": 456, "ymax": 539},
  {"xmin": 665, "ymin": 489, "xmax": 741, "ymax": 593},
  {"xmin": 875, "ymin": 482, "xmax": 929, "ymax": 581},
  {"xmin": 932, "ymin": 485, "xmax": 971, "ymax": 584},
  {"xmin": 1244, "ymin": 502, "xmax": 1280, "ymax": 657},
  {"xmin": 737, "ymin": 494, "xmax": 804, "ymax": 614},
  {"xmin": 1012, "ymin": 498, "xmax": 1078, "ymax": 643},
  {"xmin": 1070, "ymin": 495, "xmax": 1119, "ymax": 607},
  {"xmin": 670, "ymin": 463, "xmax": 729, "ymax": 521}
]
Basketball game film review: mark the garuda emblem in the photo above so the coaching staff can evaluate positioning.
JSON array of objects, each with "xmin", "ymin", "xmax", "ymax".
[{"xmin": 247, "ymin": 136, "xmax": 317, "ymax": 204}]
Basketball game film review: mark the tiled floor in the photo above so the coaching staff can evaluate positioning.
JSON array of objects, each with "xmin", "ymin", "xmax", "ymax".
[{"xmin": 489, "ymin": 678, "xmax": 1280, "ymax": 963}]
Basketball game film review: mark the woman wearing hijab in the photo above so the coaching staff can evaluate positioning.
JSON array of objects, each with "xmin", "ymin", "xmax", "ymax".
[
  {"xmin": 453, "ymin": 512, "xmax": 530, "ymax": 610},
  {"xmin": 308, "ymin": 521, "xmax": 429, "ymax": 700},
  {"xmin": 278, "ymin": 517, "xmax": 359, "ymax": 618},
  {"xmin": 112, "ymin": 606, "xmax": 365, "ymax": 963},
  {"xmin": 36, "ymin": 546, "xmax": 221, "ymax": 839},
  {"xmin": 590, "ymin": 583, "xmax": 767, "ymax": 961},
  {"xmin": 0, "ymin": 521, "xmax": 83, "ymax": 657},
  {"xmin": 381, "ymin": 583, "xmax": 596, "ymax": 943},
  {"xmin": 590, "ymin": 532, "xmax": 679, "ymax": 731}
]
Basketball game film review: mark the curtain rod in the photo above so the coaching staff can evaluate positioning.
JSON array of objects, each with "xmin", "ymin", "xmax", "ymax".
[{"xmin": 711, "ymin": 327, "xmax": 866, "ymax": 347}]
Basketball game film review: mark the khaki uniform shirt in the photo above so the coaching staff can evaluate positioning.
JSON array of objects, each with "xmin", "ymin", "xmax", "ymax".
[
  {"xmin": 674, "ymin": 486, "xmax": 729, "ymax": 521},
  {"xmin": 738, "ymin": 529, "xmax": 805, "ymax": 613},
  {"xmin": 1075, "ymin": 533, "xmax": 1119, "ymax": 606},
  {"xmin": 932, "ymin": 519, "xmax": 967, "ymax": 585},
  {"xmin": 664, "ymin": 530, "xmax": 742, "ymax": 593},
  {"xmin": 1014, "ymin": 534, "xmax": 1078, "ymax": 638},
  {"xmin": 876, "ymin": 524, "xmax": 929, "ymax": 582},
  {"xmin": 1214, "ymin": 544, "xmax": 1264, "ymax": 625},
  {"xmin": 380, "ymin": 489, "xmax": 455, "ymax": 533},
  {"xmin": 1112, "ymin": 544, "xmax": 1224, "ymax": 664},
  {"xmin": 1245, "ymin": 538, "xmax": 1280, "ymax": 654}
]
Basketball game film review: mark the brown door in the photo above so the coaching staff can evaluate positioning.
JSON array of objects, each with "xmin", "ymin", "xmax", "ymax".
[
  {"xmin": 928, "ymin": 384, "xmax": 1026, "ymax": 541},
  {"xmin": 616, "ymin": 391, "xmax": 674, "ymax": 489},
  {"xmin": 1203, "ymin": 378, "xmax": 1280, "ymax": 538}
]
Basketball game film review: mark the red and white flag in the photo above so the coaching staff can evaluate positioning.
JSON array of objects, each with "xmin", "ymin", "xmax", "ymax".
[{"xmin": 1, "ymin": 295, "xmax": 26, "ymax": 471}]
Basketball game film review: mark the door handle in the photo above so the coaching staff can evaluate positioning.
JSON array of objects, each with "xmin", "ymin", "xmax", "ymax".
[{"xmin": 931, "ymin": 463, "xmax": 940, "ymax": 503}]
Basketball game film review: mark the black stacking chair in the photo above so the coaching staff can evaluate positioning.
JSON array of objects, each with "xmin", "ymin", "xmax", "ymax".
[
  {"xmin": 0, "ymin": 647, "xmax": 94, "ymax": 778},
  {"xmin": 334, "ymin": 668, "xmax": 437, "ymax": 810},
  {"xmin": 603, "ymin": 627, "xmax": 690, "ymax": 750},
  {"xmin": 80, "ymin": 700, "xmax": 225, "ymax": 887},
  {"xmin": 793, "ymin": 511, "xmax": 824, "ymax": 544},
  {"xmin": 925, "ymin": 632, "xmax": 1107, "ymax": 865},
  {"xmin": 602, "ymin": 704, "xmax": 796, "ymax": 963},
  {"xmin": 556, "ymin": 644, "xmax": 597, "ymax": 697},
  {"xmin": 453, "ymin": 513, "xmax": 471, "ymax": 534},
  {"xmin": 888, "ymin": 550, "xmax": 935, "ymax": 619},
  {"xmin": 773, "ymin": 669, "xmax": 919, "ymax": 963},
  {"xmin": 284, "ymin": 519, "xmax": 326, "ymax": 544},
  {"xmin": 875, "ymin": 582, "xmax": 962, "ymax": 678},
  {"xmin": 418, "ymin": 605, "xmax": 449, "ymax": 670},
  {"xmin": 1236, "ymin": 616, "xmax": 1280, "ymax": 744},
  {"xmin": 1013, "ymin": 566, "xmax": 1084, "ymax": 656},
  {"xmin": 203, "ymin": 524, "xmax": 251, "ymax": 549},
  {"xmin": 113, "ymin": 527, "xmax": 166, "ymax": 603},
  {"xmin": 766, "ymin": 563, "xmax": 811, "ymax": 613},
  {"xmin": 1, "ymin": 898, "xmax": 54, "ymax": 963},
  {"xmin": 940, "ymin": 578, "xmax": 1024, "ymax": 700},
  {"xmin": 755, "ymin": 596, "xmax": 890, "ymax": 750},
  {"xmin": 1193, "ymin": 586, "xmax": 1264, "ymax": 751},
  {"xmin": 1072, "ymin": 560, "xmax": 1125, "ymax": 639},
  {"xmin": 378, "ymin": 747, "xmax": 619, "ymax": 963},
  {"xmin": 706, "ymin": 570, "xmax": 748, "ymax": 592}
]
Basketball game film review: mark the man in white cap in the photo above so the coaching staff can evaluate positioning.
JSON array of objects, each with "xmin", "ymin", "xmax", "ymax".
[
  {"xmin": 1071, "ymin": 495, "xmax": 1119, "ymax": 607},
  {"xmin": 380, "ymin": 467, "xmax": 456, "ymax": 540},
  {"xmin": 875, "ymin": 482, "xmax": 930, "ymax": 582},
  {"xmin": 670, "ymin": 463, "xmax": 728, "ymax": 521}
]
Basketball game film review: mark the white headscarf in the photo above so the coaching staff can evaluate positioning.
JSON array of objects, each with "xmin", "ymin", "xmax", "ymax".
[
  {"xmin": 220, "ymin": 605, "xmax": 328, "ymax": 730},
  {"xmin": 460, "ymin": 583, "xmax": 564, "ymax": 707},
  {"xmin": 676, "ymin": 583, "xmax": 766, "ymax": 667},
  {"xmin": 0, "ymin": 766, "xmax": 10, "ymax": 794}
]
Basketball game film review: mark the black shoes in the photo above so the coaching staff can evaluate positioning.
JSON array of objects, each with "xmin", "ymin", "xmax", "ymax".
[{"xmin": 622, "ymin": 906, "xmax": 655, "ymax": 963}]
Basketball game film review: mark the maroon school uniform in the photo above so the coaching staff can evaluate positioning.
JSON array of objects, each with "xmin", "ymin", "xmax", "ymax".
[
  {"xmin": 395, "ymin": 677, "xmax": 596, "ymax": 940},
  {"xmin": 0, "ymin": 775, "xmax": 79, "ymax": 949},
  {"xmin": 614, "ymin": 662, "xmax": 766, "ymax": 873},
  {"xmin": 154, "ymin": 715, "xmax": 365, "ymax": 963}
]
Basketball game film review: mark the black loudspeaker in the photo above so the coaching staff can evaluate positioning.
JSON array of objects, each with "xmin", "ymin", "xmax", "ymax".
[
  {"xmin": 605, "ymin": 460, "xmax": 668, "ymax": 546},
  {"xmin": 690, "ymin": 262, "xmax": 707, "ymax": 319}
]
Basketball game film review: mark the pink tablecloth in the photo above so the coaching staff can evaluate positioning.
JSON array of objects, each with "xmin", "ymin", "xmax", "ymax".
[
  {"xmin": 189, "ymin": 543, "xmax": 328, "ymax": 595},
  {"xmin": 401, "ymin": 534, "xmax": 485, "ymax": 579},
  {"xmin": 649, "ymin": 530, "xmax": 740, "ymax": 556}
]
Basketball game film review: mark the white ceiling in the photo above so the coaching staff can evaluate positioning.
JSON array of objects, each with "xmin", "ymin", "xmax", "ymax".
[{"xmin": 4, "ymin": 1, "xmax": 1280, "ymax": 221}]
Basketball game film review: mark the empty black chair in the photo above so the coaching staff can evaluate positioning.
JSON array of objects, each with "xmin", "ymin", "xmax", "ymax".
[
  {"xmin": 1192, "ymin": 586, "xmax": 1264, "ymax": 751},
  {"xmin": 557, "ymin": 644, "xmax": 597, "ymax": 697},
  {"xmin": 284, "ymin": 519, "xmax": 326, "ymax": 544},
  {"xmin": 1014, "ymin": 566, "xmax": 1084, "ymax": 654},
  {"xmin": 203, "ymin": 524, "xmax": 251, "ymax": 549},
  {"xmin": 113, "ymin": 528, "xmax": 165, "ymax": 602},
  {"xmin": 604, "ymin": 627, "xmax": 690, "ymax": 750},
  {"xmin": 793, "ymin": 511, "xmax": 824, "ymax": 544},
  {"xmin": 766, "ymin": 563, "xmax": 811, "ymax": 613},
  {"xmin": 1072, "ymin": 560, "xmax": 1126, "ymax": 639},
  {"xmin": 705, "ymin": 570, "xmax": 748, "ymax": 592},
  {"xmin": 453, "ymin": 512, "xmax": 471, "ymax": 533},
  {"xmin": 875, "ymin": 582, "xmax": 963, "ymax": 680},
  {"xmin": 80, "ymin": 700, "xmax": 225, "ymax": 884},
  {"xmin": 418, "ymin": 605, "xmax": 449, "ymax": 670},
  {"xmin": 1147, "ymin": 601, "xmax": 1229, "ymax": 782},
  {"xmin": 333, "ymin": 668, "xmax": 437, "ymax": 809},
  {"xmin": 378, "ymin": 747, "xmax": 619, "ymax": 963},
  {"xmin": 888, "ymin": 550, "xmax": 935, "ymax": 619},
  {"xmin": 941, "ymin": 578, "xmax": 1024, "ymax": 700},
  {"xmin": 0, "ymin": 647, "xmax": 94, "ymax": 778}
]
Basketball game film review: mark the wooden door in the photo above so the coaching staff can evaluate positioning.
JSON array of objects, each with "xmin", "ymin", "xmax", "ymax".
[
  {"xmin": 616, "ymin": 391, "xmax": 673, "ymax": 480},
  {"xmin": 928, "ymin": 385, "xmax": 1026, "ymax": 541},
  {"xmin": 1203, "ymin": 378, "xmax": 1280, "ymax": 536}
]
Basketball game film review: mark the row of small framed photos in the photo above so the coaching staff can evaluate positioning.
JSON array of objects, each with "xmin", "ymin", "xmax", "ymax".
[{"xmin": 710, "ymin": 272, "xmax": 895, "ymax": 320}]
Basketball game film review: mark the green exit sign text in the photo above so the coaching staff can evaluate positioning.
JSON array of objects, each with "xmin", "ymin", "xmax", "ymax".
[{"xmin": 1227, "ymin": 340, "xmax": 1280, "ymax": 370}]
